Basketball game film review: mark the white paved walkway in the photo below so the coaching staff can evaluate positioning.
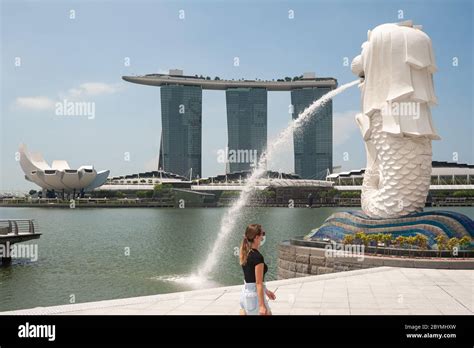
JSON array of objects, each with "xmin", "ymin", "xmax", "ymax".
[{"xmin": 1, "ymin": 267, "xmax": 472, "ymax": 315}]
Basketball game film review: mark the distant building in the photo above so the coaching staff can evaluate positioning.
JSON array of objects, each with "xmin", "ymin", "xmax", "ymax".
[
  {"xmin": 19, "ymin": 144, "xmax": 109, "ymax": 193},
  {"xmin": 101, "ymin": 170, "xmax": 190, "ymax": 191},
  {"xmin": 291, "ymin": 87, "xmax": 333, "ymax": 180},
  {"xmin": 327, "ymin": 161, "xmax": 474, "ymax": 189},
  {"xmin": 123, "ymin": 70, "xmax": 337, "ymax": 179},
  {"xmin": 226, "ymin": 88, "xmax": 267, "ymax": 173},
  {"xmin": 191, "ymin": 170, "xmax": 333, "ymax": 205},
  {"xmin": 159, "ymin": 85, "xmax": 202, "ymax": 179},
  {"xmin": 203, "ymin": 170, "xmax": 300, "ymax": 183}
]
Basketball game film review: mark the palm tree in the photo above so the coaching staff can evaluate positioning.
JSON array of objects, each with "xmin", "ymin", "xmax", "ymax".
[
  {"xmin": 407, "ymin": 236, "xmax": 417, "ymax": 257},
  {"xmin": 435, "ymin": 235, "xmax": 448, "ymax": 256},
  {"xmin": 376, "ymin": 233, "xmax": 385, "ymax": 245},
  {"xmin": 447, "ymin": 237, "xmax": 460, "ymax": 256},
  {"xmin": 370, "ymin": 234, "xmax": 382, "ymax": 254},
  {"xmin": 383, "ymin": 234, "xmax": 392, "ymax": 255},
  {"xmin": 361, "ymin": 235, "xmax": 370, "ymax": 248},
  {"xmin": 414, "ymin": 234, "xmax": 428, "ymax": 257},
  {"xmin": 354, "ymin": 232, "xmax": 365, "ymax": 245},
  {"xmin": 459, "ymin": 236, "xmax": 471, "ymax": 250},
  {"xmin": 343, "ymin": 234, "xmax": 355, "ymax": 245},
  {"xmin": 395, "ymin": 236, "xmax": 405, "ymax": 248}
]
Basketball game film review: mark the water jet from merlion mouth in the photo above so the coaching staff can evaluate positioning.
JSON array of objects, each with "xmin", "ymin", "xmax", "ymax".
[{"xmin": 195, "ymin": 79, "xmax": 360, "ymax": 280}]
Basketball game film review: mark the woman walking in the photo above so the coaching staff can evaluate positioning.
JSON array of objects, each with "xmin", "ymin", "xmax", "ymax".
[{"xmin": 239, "ymin": 224, "xmax": 276, "ymax": 315}]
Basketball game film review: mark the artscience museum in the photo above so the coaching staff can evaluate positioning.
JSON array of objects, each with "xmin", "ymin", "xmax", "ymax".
[{"xmin": 19, "ymin": 144, "xmax": 109, "ymax": 196}]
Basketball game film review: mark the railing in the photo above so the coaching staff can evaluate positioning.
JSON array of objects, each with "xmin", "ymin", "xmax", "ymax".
[{"xmin": 0, "ymin": 219, "xmax": 38, "ymax": 236}]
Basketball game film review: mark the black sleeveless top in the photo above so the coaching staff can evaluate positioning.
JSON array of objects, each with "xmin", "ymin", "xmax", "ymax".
[{"xmin": 242, "ymin": 249, "xmax": 268, "ymax": 283}]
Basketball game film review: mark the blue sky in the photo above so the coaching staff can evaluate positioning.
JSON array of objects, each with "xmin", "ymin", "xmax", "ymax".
[{"xmin": 1, "ymin": 0, "xmax": 472, "ymax": 191}]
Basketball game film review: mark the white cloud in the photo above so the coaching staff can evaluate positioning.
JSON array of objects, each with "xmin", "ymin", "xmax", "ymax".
[
  {"xmin": 14, "ymin": 96, "xmax": 55, "ymax": 110},
  {"xmin": 333, "ymin": 110, "xmax": 359, "ymax": 145},
  {"xmin": 66, "ymin": 82, "xmax": 122, "ymax": 98},
  {"xmin": 14, "ymin": 82, "xmax": 123, "ymax": 112}
]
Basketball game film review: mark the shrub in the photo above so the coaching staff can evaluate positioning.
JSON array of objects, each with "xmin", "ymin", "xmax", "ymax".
[
  {"xmin": 136, "ymin": 191, "xmax": 148, "ymax": 198},
  {"xmin": 452, "ymin": 190, "xmax": 474, "ymax": 197},
  {"xmin": 221, "ymin": 191, "xmax": 240, "ymax": 198},
  {"xmin": 339, "ymin": 191, "xmax": 361, "ymax": 198}
]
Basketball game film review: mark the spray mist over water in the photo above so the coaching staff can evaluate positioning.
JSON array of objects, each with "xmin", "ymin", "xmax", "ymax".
[{"xmin": 191, "ymin": 79, "xmax": 360, "ymax": 281}]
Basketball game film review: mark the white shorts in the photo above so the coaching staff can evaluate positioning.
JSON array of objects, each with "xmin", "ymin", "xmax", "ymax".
[{"xmin": 239, "ymin": 282, "xmax": 271, "ymax": 315}]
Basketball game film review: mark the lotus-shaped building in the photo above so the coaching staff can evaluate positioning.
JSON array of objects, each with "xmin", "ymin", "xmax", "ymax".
[{"xmin": 19, "ymin": 144, "xmax": 109, "ymax": 192}]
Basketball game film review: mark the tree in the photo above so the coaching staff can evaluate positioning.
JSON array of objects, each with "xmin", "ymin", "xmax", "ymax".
[
  {"xmin": 28, "ymin": 189, "xmax": 37, "ymax": 196},
  {"xmin": 459, "ymin": 236, "xmax": 471, "ymax": 250},
  {"xmin": 354, "ymin": 232, "xmax": 365, "ymax": 245},
  {"xmin": 405, "ymin": 236, "xmax": 417, "ymax": 257},
  {"xmin": 435, "ymin": 235, "xmax": 448, "ymax": 249},
  {"xmin": 375, "ymin": 233, "xmax": 386, "ymax": 254},
  {"xmin": 447, "ymin": 237, "xmax": 460, "ymax": 253},
  {"xmin": 383, "ymin": 234, "xmax": 392, "ymax": 247},
  {"xmin": 380, "ymin": 234, "xmax": 392, "ymax": 255},
  {"xmin": 343, "ymin": 234, "xmax": 355, "ymax": 245},
  {"xmin": 361, "ymin": 235, "xmax": 370, "ymax": 247},
  {"xmin": 367, "ymin": 234, "xmax": 377, "ymax": 247},
  {"xmin": 395, "ymin": 236, "xmax": 406, "ymax": 248},
  {"xmin": 414, "ymin": 234, "xmax": 429, "ymax": 250},
  {"xmin": 366, "ymin": 234, "xmax": 377, "ymax": 252},
  {"xmin": 435, "ymin": 235, "xmax": 448, "ymax": 256}
]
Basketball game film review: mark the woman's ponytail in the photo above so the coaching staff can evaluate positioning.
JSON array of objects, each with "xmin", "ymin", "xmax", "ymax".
[
  {"xmin": 239, "ymin": 224, "xmax": 262, "ymax": 265},
  {"xmin": 239, "ymin": 237, "xmax": 251, "ymax": 265}
]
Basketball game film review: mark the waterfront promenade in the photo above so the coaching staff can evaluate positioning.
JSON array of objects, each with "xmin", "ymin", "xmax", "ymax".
[{"xmin": 1, "ymin": 267, "xmax": 472, "ymax": 315}]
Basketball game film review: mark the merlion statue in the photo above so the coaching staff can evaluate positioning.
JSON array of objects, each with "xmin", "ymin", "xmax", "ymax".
[
  {"xmin": 303, "ymin": 21, "xmax": 473, "ymax": 250},
  {"xmin": 351, "ymin": 20, "xmax": 439, "ymax": 219}
]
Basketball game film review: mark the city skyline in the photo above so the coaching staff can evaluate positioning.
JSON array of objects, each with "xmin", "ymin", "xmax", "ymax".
[{"xmin": 1, "ymin": 0, "xmax": 472, "ymax": 191}]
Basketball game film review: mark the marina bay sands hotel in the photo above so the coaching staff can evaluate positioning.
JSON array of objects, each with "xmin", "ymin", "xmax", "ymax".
[{"xmin": 123, "ymin": 70, "xmax": 337, "ymax": 180}]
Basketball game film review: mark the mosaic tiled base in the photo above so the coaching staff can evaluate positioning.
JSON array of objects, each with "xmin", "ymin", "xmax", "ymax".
[{"xmin": 305, "ymin": 211, "xmax": 474, "ymax": 249}]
